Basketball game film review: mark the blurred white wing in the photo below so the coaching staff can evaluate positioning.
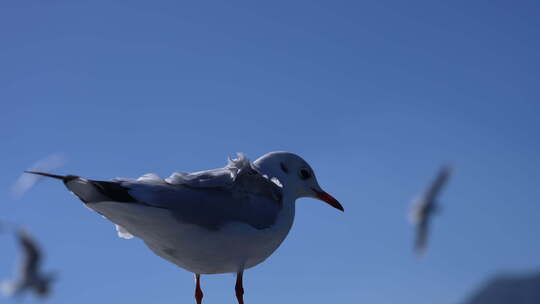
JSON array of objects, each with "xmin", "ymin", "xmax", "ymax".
[
  {"xmin": 12, "ymin": 153, "xmax": 66, "ymax": 198},
  {"xmin": 0, "ymin": 280, "xmax": 15, "ymax": 296}
]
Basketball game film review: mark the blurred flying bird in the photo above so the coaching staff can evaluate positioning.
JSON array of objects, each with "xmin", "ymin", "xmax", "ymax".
[
  {"xmin": 1, "ymin": 229, "xmax": 55, "ymax": 299},
  {"xmin": 12, "ymin": 153, "xmax": 66, "ymax": 198},
  {"xmin": 409, "ymin": 165, "xmax": 452, "ymax": 255},
  {"xmin": 25, "ymin": 151, "xmax": 344, "ymax": 304}
]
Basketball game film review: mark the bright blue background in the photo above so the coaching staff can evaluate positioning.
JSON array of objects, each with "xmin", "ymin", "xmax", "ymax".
[{"xmin": 1, "ymin": 1, "xmax": 539, "ymax": 303}]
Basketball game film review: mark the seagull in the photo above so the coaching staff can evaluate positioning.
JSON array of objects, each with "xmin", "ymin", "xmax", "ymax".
[
  {"xmin": 1, "ymin": 229, "xmax": 55, "ymax": 299},
  {"xmin": 409, "ymin": 165, "xmax": 452, "ymax": 255},
  {"xmin": 25, "ymin": 151, "xmax": 344, "ymax": 304}
]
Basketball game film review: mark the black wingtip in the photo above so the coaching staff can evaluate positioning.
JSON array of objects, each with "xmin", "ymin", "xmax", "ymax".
[
  {"xmin": 25, "ymin": 171, "xmax": 81, "ymax": 185},
  {"xmin": 24, "ymin": 171, "xmax": 67, "ymax": 180}
]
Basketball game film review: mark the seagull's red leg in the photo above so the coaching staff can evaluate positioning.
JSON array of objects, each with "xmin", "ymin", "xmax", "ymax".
[
  {"xmin": 195, "ymin": 273, "xmax": 203, "ymax": 304},
  {"xmin": 235, "ymin": 270, "xmax": 244, "ymax": 304}
]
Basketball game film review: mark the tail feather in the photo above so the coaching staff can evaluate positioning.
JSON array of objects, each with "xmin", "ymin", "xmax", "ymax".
[
  {"xmin": 24, "ymin": 171, "xmax": 139, "ymax": 205},
  {"xmin": 24, "ymin": 171, "xmax": 79, "ymax": 183},
  {"xmin": 24, "ymin": 171, "xmax": 96, "ymax": 203},
  {"xmin": 24, "ymin": 171, "xmax": 66, "ymax": 180}
]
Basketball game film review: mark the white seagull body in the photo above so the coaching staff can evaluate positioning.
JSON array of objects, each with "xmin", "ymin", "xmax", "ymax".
[
  {"xmin": 26, "ymin": 151, "xmax": 343, "ymax": 303},
  {"xmin": 92, "ymin": 174, "xmax": 295, "ymax": 274}
]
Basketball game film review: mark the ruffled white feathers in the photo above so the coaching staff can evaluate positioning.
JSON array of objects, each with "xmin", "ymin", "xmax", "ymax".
[
  {"xmin": 115, "ymin": 225, "xmax": 134, "ymax": 239},
  {"xmin": 226, "ymin": 153, "xmax": 252, "ymax": 180}
]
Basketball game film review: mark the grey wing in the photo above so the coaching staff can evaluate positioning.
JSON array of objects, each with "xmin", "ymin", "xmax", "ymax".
[
  {"xmin": 17, "ymin": 231, "xmax": 41, "ymax": 278},
  {"xmin": 424, "ymin": 165, "xmax": 452, "ymax": 203},
  {"xmin": 63, "ymin": 164, "xmax": 284, "ymax": 230},
  {"xmin": 121, "ymin": 169, "xmax": 283, "ymax": 230}
]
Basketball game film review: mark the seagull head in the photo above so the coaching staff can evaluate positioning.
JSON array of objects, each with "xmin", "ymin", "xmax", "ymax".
[{"xmin": 253, "ymin": 152, "xmax": 344, "ymax": 212}]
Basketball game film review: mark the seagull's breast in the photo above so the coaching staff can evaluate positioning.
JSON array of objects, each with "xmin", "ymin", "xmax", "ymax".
[{"xmin": 89, "ymin": 197, "xmax": 296, "ymax": 274}]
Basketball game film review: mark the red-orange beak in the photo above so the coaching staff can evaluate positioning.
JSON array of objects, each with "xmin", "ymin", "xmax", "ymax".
[{"xmin": 312, "ymin": 188, "xmax": 344, "ymax": 212}]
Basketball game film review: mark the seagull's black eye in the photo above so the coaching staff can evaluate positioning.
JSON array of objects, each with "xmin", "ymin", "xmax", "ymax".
[
  {"xmin": 299, "ymin": 168, "xmax": 311, "ymax": 180},
  {"xmin": 280, "ymin": 162, "xmax": 289, "ymax": 173}
]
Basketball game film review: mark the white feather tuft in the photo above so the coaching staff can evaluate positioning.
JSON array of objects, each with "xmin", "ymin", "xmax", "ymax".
[
  {"xmin": 165, "ymin": 172, "xmax": 190, "ymax": 184},
  {"xmin": 115, "ymin": 225, "xmax": 134, "ymax": 239},
  {"xmin": 226, "ymin": 152, "xmax": 252, "ymax": 180},
  {"xmin": 270, "ymin": 177, "xmax": 283, "ymax": 188},
  {"xmin": 136, "ymin": 173, "xmax": 163, "ymax": 183}
]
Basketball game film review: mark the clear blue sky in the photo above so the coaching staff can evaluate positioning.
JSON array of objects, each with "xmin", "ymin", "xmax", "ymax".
[{"xmin": 1, "ymin": 1, "xmax": 539, "ymax": 303}]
